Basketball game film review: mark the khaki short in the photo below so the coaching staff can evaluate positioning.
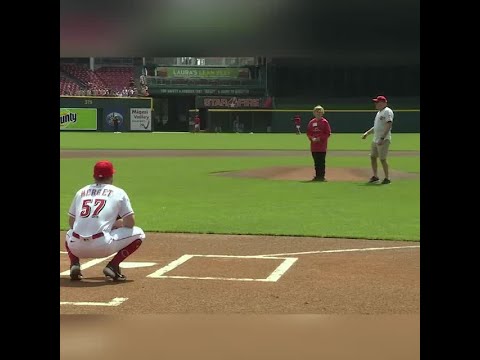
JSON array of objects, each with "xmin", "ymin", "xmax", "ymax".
[{"xmin": 370, "ymin": 140, "xmax": 391, "ymax": 160}]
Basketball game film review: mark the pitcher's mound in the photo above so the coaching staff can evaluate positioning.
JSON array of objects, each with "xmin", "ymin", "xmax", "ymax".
[{"xmin": 214, "ymin": 166, "xmax": 419, "ymax": 182}]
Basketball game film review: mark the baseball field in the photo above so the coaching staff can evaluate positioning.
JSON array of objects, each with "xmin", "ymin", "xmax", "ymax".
[
  {"xmin": 60, "ymin": 132, "xmax": 420, "ymax": 359},
  {"xmin": 60, "ymin": 132, "xmax": 420, "ymax": 240}
]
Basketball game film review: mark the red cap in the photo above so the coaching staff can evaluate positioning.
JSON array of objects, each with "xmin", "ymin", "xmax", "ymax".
[
  {"xmin": 93, "ymin": 160, "xmax": 115, "ymax": 179},
  {"xmin": 372, "ymin": 95, "xmax": 387, "ymax": 102}
]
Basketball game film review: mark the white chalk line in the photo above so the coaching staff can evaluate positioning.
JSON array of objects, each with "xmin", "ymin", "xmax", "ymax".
[
  {"xmin": 61, "ymin": 246, "xmax": 420, "ymax": 261},
  {"xmin": 60, "ymin": 254, "xmax": 115, "ymax": 276},
  {"xmin": 60, "ymin": 246, "xmax": 419, "ymax": 281},
  {"xmin": 265, "ymin": 257, "xmax": 298, "ymax": 282},
  {"xmin": 60, "ymin": 297, "xmax": 128, "ymax": 307},
  {"xmin": 258, "ymin": 245, "xmax": 420, "ymax": 258},
  {"xmin": 146, "ymin": 254, "xmax": 193, "ymax": 278},
  {"xmin": 150, "ymin": 275, "xmax": 285, "ymax": 282},
  {"xmin": 147, "ymin": 254, "xmax": 298, "ymax": 282}
]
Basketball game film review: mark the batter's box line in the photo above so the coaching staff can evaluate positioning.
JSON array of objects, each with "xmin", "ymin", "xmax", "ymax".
[
  {"xmin": 60, "ymin": 254, "xmax": 115, "ymax": 276},
  {"xmin": 258, "ymin": 245, "xmax": 420, "ymax": 258},
  {"xmin": 146, "ymin": 254, "xmax": 298, "ymax": 282},
  {"xmin": 60, "ymin": 297, "xmax": 128, "ymax": 307}
]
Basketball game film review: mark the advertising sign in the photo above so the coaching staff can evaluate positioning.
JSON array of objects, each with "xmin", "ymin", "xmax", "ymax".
[
  {"xmin": 195, "ymin": 96, "xmax": 274, "ymax": 109},
  {"xmin": 130, "ymin": 108, "xmax": 152, "ymax": 131},
  {"xmin": 104, "ymin": 109, "xmax": 126, "ymax": 132},
  {"xmin": 60, "ymin": 108, "xmax": 97, "ymax": 130},
  {"xmin": 155, "ymin": 67, "xmax": 250, "ymax": 79}
]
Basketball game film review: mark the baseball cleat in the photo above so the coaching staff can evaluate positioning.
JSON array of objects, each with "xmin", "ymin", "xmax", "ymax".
[
  {"xmin": 70, "ymin": 264, "xmax": 82, "ymax": 281},
  {"xmin": 368, "ymin": 176, "xmax": 380, "ymax": 183},
  {"xmin": 381, "ymin": 178, "xmax": 391, "ymax": 184},
  {"xmin": 103, "ymin": 264, "xmax": 127, "ymax": 281}
]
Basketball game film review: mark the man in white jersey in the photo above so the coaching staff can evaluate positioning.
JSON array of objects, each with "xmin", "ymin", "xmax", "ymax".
[
  {"xmin": 361, "ymin": 95, "xmax": 394, "ymax": 184},
  {"xmin": 65, "ymin": 160, "xmax": 146, "ymax": 281}
]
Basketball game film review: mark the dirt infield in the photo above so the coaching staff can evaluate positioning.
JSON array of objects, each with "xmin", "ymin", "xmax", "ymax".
[
  {"xmin": 61, "ymin": 149, "xmax": 419, "ymax": 182},
  {"xmin": 215, "ymin": 166, "xmax": 418, "ymax": 181},
  {"xmin": 60, "ymin": 232, "xmax": 419, "ymax": 315},
  {"xmin": 60, "ymin": 232, "xmax": 420, "ymax": 359}
]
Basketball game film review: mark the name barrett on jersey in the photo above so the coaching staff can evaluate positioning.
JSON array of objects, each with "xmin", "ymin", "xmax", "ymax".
[{"xmin": 80, "ymin": 188, "xmax": 114, "ymax": 197}]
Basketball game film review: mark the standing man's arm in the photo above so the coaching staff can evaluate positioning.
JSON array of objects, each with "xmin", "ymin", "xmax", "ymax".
[
  {"xmin": 381, "ymin": 122, "xmax": 392, "ymax": 139},
  {"xmin": 362, "ymin": 127, "xmax": 374, "ymax": 139},
  {"xmin": 380, "ymin": 109, "xmax": 394, "ymax": 140},
  {"xmin": 377, "ymin": 122, "xmax": 392, "ymax": 145}
]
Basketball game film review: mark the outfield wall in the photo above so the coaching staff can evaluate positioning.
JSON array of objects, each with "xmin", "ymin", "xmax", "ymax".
[
  {"xmin": 60, "ymin": 96, "xmax": 419, "ymax": 133},
  {"xmin": 207, "ymin": 109, "xmax": 420, "ymax": 133},
  {"xmin": 60, "ymin": 96, "xmax": 153, "ymax": 132}
]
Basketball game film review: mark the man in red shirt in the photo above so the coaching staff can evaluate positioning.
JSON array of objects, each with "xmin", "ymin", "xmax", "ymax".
[
  {"xmin": 293, "ymin": 114, "xmax": 302, "ymax": 135},
  {"xmin": 194, "ymin": 113, "xmax": 201, "ymax": 133},
  {"xmin": 306, "ymin": 105, "xmax": 332, "ymax": 181}
]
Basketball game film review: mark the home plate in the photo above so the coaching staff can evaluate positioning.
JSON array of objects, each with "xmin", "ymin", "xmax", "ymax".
[{"xmin": 120, "ymin": 262, "xmax": 157, "ymax": 269}]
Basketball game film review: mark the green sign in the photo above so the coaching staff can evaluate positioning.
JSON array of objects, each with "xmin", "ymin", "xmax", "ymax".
[
  {"xmin": 60, "ymin": 108, "xmax": 97, "ymax": 130},
  {"xmin": 152, "ymin": 88, "xmax": 260, "ymax": 95},
  {"xmin": 155, "ymin": 67, "xmax": 250, "ymax": 79}
]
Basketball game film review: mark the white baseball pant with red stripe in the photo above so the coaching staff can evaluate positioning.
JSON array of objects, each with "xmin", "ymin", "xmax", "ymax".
[{"xmin": 65, "ymin": 226, "xmax": 145, "ymax": 258}]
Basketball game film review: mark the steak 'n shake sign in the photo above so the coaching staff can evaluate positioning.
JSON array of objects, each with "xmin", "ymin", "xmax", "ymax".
[{"xmin": 196, "ymin": 96, "xmax": 273, "ymax": 109}]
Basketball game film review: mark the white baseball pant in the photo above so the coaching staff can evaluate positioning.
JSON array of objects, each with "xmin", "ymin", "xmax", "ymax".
[{"xmin": 66, "ymin": 227, "xmax": 146, "ymax": 258}]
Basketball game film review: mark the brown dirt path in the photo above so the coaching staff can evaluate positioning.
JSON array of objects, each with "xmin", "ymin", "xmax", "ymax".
[{"xmin": 60, "ymin": 232, "xmax": 419, "ymax": 315}]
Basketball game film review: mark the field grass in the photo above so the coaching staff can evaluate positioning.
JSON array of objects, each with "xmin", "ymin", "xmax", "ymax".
[
  {"xmin": 60, "ymin": 132, "xmax": 420, "ymax": 151},
  {"xmin": 60, "ymin": 155, "xmax": 420, "ymax": 241}
]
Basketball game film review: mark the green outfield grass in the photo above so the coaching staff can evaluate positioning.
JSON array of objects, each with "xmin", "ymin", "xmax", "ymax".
[
  {"xmin": 60, "ymin": 155, "xmax": 420, "ymax": 241},
  {"xmin": 60, "ymin": 132, "xmax": 420, "ymax": 151}
]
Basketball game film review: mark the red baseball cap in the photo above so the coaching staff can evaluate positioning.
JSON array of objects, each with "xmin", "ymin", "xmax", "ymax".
[
  {"xmin": 372, "ymin": 95, "xmax": 388, "ymax": 102},
  {"xmin": 93, "ymin": 160, "xmax": 116, "ymax": 179}
]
